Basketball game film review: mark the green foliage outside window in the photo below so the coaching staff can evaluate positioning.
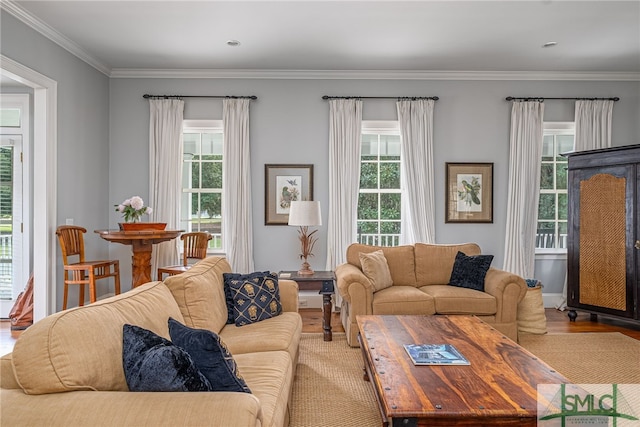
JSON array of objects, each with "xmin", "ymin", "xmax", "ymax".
[
  {"xmin": 358, "ymin": 131, "xmax": 401, "ymax": 246},
  {"xmin": 537, "ymin": 130, "xmax": 572, "ymax": 249},
  {"xmin": 191, "ymin": 155, "xmax": 222, "ymax": 218},
  {"xmin": 0, "ymin": 147, "xmax": 13, "ymax": 218}
]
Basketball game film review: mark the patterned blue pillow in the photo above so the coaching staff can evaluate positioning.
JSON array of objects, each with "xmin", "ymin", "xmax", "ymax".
[
  {"xmin": 223, "ymin": 271, "xmax": 271, "ymax": 324},
  {"xmin": 448, "ymin": 251, "xmax": 494, "ymax": 292},
  {"xmin": 229, "ymin": 272, "xmax": 282, "ymax": 326},
  {"xmin": 122, "ymin": 324, "xmax": 212, "ymax": 392},
  {"xmin": 168, "ymin": 318, "xmax": 251, "ymax": 393}
]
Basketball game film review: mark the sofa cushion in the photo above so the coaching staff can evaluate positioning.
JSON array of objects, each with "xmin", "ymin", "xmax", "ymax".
[
  {"xmin": 229, "ymin": 272, "xmax": 282, "ymax": 326},
  {"xmin": 372, "ymin": 286, "xmax": 436, "ymax": 315},
  {"xmin": 164, "ymin": 256, "xmax": 232, "ymax": 334},
  {"xmin": 122, "ymin": 324, "xmax": 212, "ymax": 392},
  {"xmin": 420, "ymin": 285, "xmax": 497, "ymax": 315},
  {"xmin": 220, "ymin": 312, "xmax": 302, "ymax": 360},
  {"xmin": 168, "ymin": 318, "xmax": 251, "ymax": 393},
  {"xmin": 223, "ymin": 271, "xmax": 271, "ymax": 324},
  {"xmin": 449, "ymin": 251, "xmax": 494, "ymax": 291},
  {"xmin": 359, "ymin": 250, "xmax": 393, "ymax": 291},
  {"xmin": 415, "ymin": 243, "xmax": 481, "ymax": 286},
  {"xmin": 346, "ymin": 244, "xmax": 417, "ymax": 286},
  {"xmin": 234, "ymin": 350, "xmax": 293, "ymax": 427},
  {"xmin": 11, "ymin": 281, "xmax": 185, "ymax": 394}
]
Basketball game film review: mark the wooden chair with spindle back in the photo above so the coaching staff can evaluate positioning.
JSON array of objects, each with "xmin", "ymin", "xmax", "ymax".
[
  {"xmin": 55, "ymin": 225, "xmax": 121, "ymax": 310},
  {"xmin": 157, "ymin": 232, "xmax": 212, "ymax": 280}
]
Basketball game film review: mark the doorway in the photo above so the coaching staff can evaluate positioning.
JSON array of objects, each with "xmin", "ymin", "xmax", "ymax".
[
  {"xmin": 0, "ymin": 94, "xmax": 30, "ymax": 318},
  {"xmin": 0, "ymin": 136, "xmax": 24, "ymax": 315},
  {"xmin": 1, "ymin": 55, "xmax": 57, "ymax": 321}
]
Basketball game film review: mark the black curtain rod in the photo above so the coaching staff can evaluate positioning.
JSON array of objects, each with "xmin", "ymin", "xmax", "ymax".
[
  {"xmin": 322, "ymin": 95, "xmax": 439, "ymax": 101},
  {"xmin": 143, "ymin": 94, "xmax": 258, "ymax": 100},
  {"xmin": 506, "ymin": 96, "xmax": 619, "ymax": 102}
]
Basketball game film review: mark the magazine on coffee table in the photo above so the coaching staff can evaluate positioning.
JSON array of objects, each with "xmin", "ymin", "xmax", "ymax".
[{"xmin": 403, "ymin": 344, "xmax": 470, "ymax": 365}]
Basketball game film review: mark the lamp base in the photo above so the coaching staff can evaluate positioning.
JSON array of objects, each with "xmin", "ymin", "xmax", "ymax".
[{"xmin": 297, "ymin": 261, "xmax": 314, "ymax": 276}]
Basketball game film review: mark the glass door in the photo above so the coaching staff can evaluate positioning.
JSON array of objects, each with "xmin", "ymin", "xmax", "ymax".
[
  {"xmin": 0, "ymin": 93, "xmax": 29, "ymax": 318},
  {"xmin": 0, "ymin": 135, "xmax": 23, "ymax": 316}
]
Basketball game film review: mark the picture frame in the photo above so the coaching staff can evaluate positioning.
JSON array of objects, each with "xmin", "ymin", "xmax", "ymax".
[
  {"xmin": 445, "ymin": 162, "xmax": 493, "ymax": 223},
  {"xmin": 265, "ymin": 164, "xmax": 314, "ymax": 225}
]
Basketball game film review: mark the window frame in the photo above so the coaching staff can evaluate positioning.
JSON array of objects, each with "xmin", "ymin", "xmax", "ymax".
[
  {"xmin": 181, "ymin": 119, "xmax": 224, "ymax": 254},
  {"xmin": 536, "ymin": 121, "xmax": 574, "ymax": 255},
  {"xmin": 358, "ymin": 121, "xmax": 402, "ymax": 247}
]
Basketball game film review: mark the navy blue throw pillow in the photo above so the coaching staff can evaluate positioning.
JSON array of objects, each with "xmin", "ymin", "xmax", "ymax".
[
  {"xmin": 168, "ymin": 318, "xmax": 251, "ymax": 393},
  {"xmin": 222, "ymin": 271, "xmax": 272, "ymax": 324},
  {"xmin": 448, "ymin": 251, "xmax": 494, "ymax": 292},
  {"xmin": 122, "ymin": 324, "xmax": 212, "ymax": 392},
  {"xmin": 229, "ymin": 272, "xmax": 282, "ymax": 326}
]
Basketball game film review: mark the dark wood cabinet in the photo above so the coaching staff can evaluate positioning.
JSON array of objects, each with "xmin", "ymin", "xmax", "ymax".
[{"xmin": 565, "ymin": 144, "xmax": 640, "ymax": 323}]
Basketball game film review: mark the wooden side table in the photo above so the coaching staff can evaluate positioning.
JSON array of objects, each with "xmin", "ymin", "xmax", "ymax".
[{"xmin": 279, "ymin": 270, "xmax": 335, "ymax": 341}]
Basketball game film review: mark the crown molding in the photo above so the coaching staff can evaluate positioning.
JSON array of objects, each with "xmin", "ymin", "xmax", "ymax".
[
  {"xmin": 3, "ymin": 1, "xmax": 638, "ymax": 82},
  {"xmin": 110, "ymin": 68, "xmax": 640, "ymax": 81},
  {"xmin": 1, "ymin": 1, "xmax": 111, "ymax": 76}
]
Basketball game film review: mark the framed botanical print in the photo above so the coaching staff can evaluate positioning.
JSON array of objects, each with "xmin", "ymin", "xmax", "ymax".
[
  {"xmin": 265, "ymin": 164, "xmax": 314, "ymax": 225},
  {"xmin": 445, "ymin": 162, "xmax": 493, "ymax": 223}
]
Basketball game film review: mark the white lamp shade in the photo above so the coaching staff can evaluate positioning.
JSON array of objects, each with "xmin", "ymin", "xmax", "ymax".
[{"xmin": 288, "ymin": 201, "xmax": 322, "ymax": 227}]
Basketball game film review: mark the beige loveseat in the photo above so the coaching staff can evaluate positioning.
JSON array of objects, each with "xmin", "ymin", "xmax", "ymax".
[
  {"xmin": 1, "ymin": 256, "xmax": 302, "ymax": 427},
  {"xmin": 336, "ymin": 243, "xmax": 527, "ymax": 346}
]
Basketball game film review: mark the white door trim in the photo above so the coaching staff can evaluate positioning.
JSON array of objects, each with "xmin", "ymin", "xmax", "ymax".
[{"xmin": 1, "ymin": 54, "xmax": 57, "ymax": 320}]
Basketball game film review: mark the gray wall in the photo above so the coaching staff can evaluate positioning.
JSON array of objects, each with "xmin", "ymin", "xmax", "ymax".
[
  {"xmin": 1, "ymin": 11, "xmax": 111, "ymax": 309},
  {"xmin": 110, "ymin": 77, "xmax": 639, "ymax": 299},
  {"xmin": 3, "ymin": 10, "xmax": 639, "ymax": 308}
]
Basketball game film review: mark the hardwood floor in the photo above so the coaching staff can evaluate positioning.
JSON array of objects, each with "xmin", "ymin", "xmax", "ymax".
[{"xmin": 2, "ymin": 308, "xmax": 638, "ymax": 357}]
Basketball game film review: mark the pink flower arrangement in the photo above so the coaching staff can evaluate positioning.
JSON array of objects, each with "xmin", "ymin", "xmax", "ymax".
[{"xmin": 115, "ymin": 196, "xmax": 152, "ymax": 223}]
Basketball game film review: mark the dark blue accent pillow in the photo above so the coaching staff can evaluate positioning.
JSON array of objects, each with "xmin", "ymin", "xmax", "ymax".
[
  {"xmin": 525, "ymin": 278, "xmax": 540, "ymax": 288},
  {"xmin": 228, "ymin": 272, "xmax": 282, "ymax": 326},
  {"xmin": 122, "ymin": 324, "xmax": 212, "ymax": 392},
  {"xmin": 168, "ymin": 318, "xmax": 251, "ymax": 393},
  {"xmin": 223, "ymin": 271, "xmax": 271, "ymax": 324},
  {"xmin": 448, "ymin": 251, "xmax": 494, "ymax": 292}
]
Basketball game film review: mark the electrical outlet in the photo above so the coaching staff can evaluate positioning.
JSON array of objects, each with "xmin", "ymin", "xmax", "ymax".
[{"xmin": 65, "ymin": 218, "xmax": 74, "ymax": 225}]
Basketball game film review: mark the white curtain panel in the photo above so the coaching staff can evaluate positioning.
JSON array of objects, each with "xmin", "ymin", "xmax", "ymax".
[
  {"xmin": 574, "ymin": 100, "xmax": 614, "ymax": 151},
  {"xmin": 148, "ymin": 98, "xmax": 184, "ymax": 277},
  {"xmin": 396, "ymin": 99, "xmax": 436, "ymax": 244},
  {"xmin": 222, "ymin": 98, "xmax": 255, "ymax": 273},
  {"xmin": 503, "ymin": 101, "xmax": 544, "ymax": 278},
  {"xmin": 325, "ymin": 99, "xmax": 362, "ymax": 278}
]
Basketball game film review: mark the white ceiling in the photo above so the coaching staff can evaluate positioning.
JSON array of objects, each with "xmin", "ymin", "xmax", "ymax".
[{"xmin": 5, "ymin": 1, "xmax": 640, "ymax": 78}]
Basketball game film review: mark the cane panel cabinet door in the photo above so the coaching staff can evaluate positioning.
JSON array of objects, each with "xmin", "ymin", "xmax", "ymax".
[{"xmin": 565, "ymin": 144, "xmax": 640, "ymax": 323}]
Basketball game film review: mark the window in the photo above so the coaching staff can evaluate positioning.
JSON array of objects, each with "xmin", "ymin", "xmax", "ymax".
[
  {"xmin": 182, "ymin": 120, "xmax": 223, "ymax": 252},
  {"xmin": 358, "ymin": 121, "xmax": 401, "ymax": 247},
  {"xmin": 537, "ymin": 122, "xmax": 574, "ymax": 251}
]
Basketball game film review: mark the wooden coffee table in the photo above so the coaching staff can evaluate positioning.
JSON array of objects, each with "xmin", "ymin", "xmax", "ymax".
[{"xmin": 357, "ymin": 315, "xmax": 569, "ymax": 427}]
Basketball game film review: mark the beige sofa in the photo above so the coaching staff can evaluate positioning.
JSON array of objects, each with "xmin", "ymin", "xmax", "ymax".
[
  {"xmin": 1, "ymin": 256, "xmax": 302, "ymax": 427},
  {"xmin": 336, "ymin": 243, "xmax": 527, "ymax": 346}
]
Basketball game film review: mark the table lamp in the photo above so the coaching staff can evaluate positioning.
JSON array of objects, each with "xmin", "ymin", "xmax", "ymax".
[{"xmin": 288, "ymin": 201, "xmax": 322, "ymax": 275}]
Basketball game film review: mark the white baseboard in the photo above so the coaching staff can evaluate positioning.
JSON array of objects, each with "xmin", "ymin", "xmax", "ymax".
[
  {"xmin": 298, "ymin": 291, "xmax": 322, "ymax": 309},
  {"xmin": 542, "ymin": 292, "xmax": 565, "ymax": 309}
]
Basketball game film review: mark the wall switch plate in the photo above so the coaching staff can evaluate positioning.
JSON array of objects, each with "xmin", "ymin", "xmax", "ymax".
[{"xmin": 65, "ymin": 218, "xmax": 74, "ymax": 225}]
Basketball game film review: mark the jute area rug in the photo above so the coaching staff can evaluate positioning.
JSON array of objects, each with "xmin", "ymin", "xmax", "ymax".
[
  {"xmin": 519, "ymin": 332, "xmax": 640, "ymax": 384},
  {"xmin": 290, "ymin": 332, "xmax": 640, "ymax": 427},
  {"xmin": 290, "ymin": 333, "xmax": 382, "ymax": 427}
]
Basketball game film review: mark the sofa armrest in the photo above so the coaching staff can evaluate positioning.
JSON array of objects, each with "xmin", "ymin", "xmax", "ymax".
[
  {"xmin": 0, "ymin": 354, "xmax": 19, "ymax": 389},
  {"xmin": 484, "ymin": 267, "xmax": 527, "ymax": 323},
  {"xmin": 335, "ymin": 263, "xmax": 374, "ymax": 304},
  {"xmin": 278, "ymin": 279, "xmax": 299, "ymax": 312},
  {"xmin": 0, "ymin": 389, "xmax": 263, "ymax": 427}
]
